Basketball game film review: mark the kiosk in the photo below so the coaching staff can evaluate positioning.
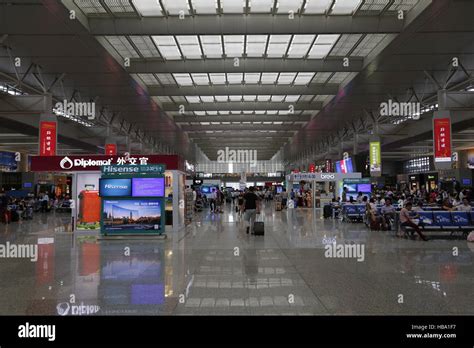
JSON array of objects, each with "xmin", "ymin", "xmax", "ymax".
[
  {"xmin": 99, "ymin": 164, "xmax": 166, "ymax": 236},
  {"xmin": 30, "ymin": 154, "xmax": 187, "ymax": 232},
  {"xmin": 286, "ymin": 172, "xmax": 363, "ymax": 209}
]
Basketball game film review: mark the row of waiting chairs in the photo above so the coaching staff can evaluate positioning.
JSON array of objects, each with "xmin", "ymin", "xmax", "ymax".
[
  {"xmin": 406, "ymin": 211, "xmax": 474, "ymax": 234},
  {"xmin": 339, "ymin": 204, "xmax": 474, "ymax": 235}
]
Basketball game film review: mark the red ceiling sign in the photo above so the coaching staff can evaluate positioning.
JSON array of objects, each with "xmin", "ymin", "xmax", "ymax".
[
  {"xmin": 433, "ymin": 117, "xmax": 452, "ymax": 163},
  {"xmin": 39, "ymin": 121, "xmax": 57, "ymax": 156},
  {"xmin": 309, "ymin": 164, "xmax": 316, "ymax": 173},
  {"xmin": 30, "ymin": 154, "xmax": 184, "ymax": 172},
  {"xmin": 105, "ymin": 144, "xmax": 117, "ymax": 156}
]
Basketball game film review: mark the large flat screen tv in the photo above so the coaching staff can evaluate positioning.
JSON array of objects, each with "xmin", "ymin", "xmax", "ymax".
[
  {"xmin": 102, "ymin": 199, "xmax": 163, "ymax": 232},
  {"xmin": 99, "ymin": 178, "xmax": 132, "ymax": 197},
  {"xmin": 131, "ymin": 177, "xmax": 165, "ymax": 197}
]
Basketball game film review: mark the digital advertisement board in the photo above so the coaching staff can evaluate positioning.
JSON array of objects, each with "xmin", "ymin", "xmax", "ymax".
[
  {"xmin": 369, "ymin": 141, "xmax": 381, "ymax": 176},
  {"xmin": 433, "ymin": 117, "xmax": 452, "ymax": 163},
  {"xmin": 99, "ymin": 179, "xmax": 132, "ymax": 197},
  {"xmin": 132, "ymin": 178, "xmax": 165, "ymax": 197},
  {"xmin": 102, "ymin": 199, "xmax": 163, "ymax": 233}
]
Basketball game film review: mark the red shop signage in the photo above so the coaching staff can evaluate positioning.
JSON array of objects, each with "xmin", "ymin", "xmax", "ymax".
[
  {"xmin": 105, "ymin": 144, "xmax": 117, "ymax": 155},
  {"xmin": 309, "ymin": 164, "xmax": 315, "ymax": 173},
  {"xmin": 433, "ymin": 118, "xmax": 451, "ymax": 162},
  {"xmin": 39, "ymin": 121, "xmax": 57, "ymax": 156},
  {"xmin": 30, "ymin": 154, "xmax": 184, "ymax": 172}
]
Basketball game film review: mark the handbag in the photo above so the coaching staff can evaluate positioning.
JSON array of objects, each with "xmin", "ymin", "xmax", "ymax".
[{"xmin": 468, "ymin": 232, "xmax": 474, "ymax": 242}]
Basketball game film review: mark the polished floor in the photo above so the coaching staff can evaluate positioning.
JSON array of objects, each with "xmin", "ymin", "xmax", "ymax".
[{"xmin": 0, "ymin": 202, "xmax": 473, "ymax": 315}]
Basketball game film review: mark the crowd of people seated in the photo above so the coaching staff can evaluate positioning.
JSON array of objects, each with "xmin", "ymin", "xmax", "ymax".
[
  {"xmin": 336, "ymin": 186, "xmax": 474, "ymax": 241},
  {"xmin": 0, "ymin": 191, "xmax": 73, "ymax": 224}
]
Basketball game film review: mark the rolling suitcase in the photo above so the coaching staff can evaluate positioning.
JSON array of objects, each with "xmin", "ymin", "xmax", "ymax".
[
  {"xmin": 254, "ymin": 215, "xmax": 264, "ymax": 236},
  {"xmin": 323, "ymin": 205, "xmax": 332, "ymax": 219}
]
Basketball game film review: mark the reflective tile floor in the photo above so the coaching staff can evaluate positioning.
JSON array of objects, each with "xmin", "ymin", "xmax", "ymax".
[{"xmin": 0, "ymin": 202, "xmax": 473, "ymax": 315}]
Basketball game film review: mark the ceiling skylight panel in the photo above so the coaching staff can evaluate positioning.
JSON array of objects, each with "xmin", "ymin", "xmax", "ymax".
[
  {"xmin": 173, "ymin": 73, "xmax": 193, "ymax": 86},
  {"xmin": 227, "ymin": 73, "xmax": 243, "ymax": 84},
  {"xmin": 266, "ymin": 35, "xmax": 291, "ymax": 58},
  {"xmin": 360, "ymin": 0, "xmax": 390, "ymax": 12},
  {"xmin": 161, "ymin": 0, "xmax": 190, "ymax": 15},
  {"xmin": 308, "ymin": 34, "xmax": 340, "ymax": 58},
  {"xmin": 220, "ymin": 0, "xmax": 245, "ymax": 13},
  {"xmin": 191, "ymin": 0, "xmax": 217, "ymax": 14},
  {"xmin": 156, "ymin": 73, "xmax": 175, "ymax": 85},
  {"xmin": 329, "ymin": 34, "xmax": 362, "ymax": 56},
  {"xmin": 200, "ymin": 35, "xmax": 223, "ymax": 58},
  {"xmin": 176, "ymin": 36, "xmax": 202, "ymax": 59},
  {"xmin": 129, "ymin": 36, "xmax": 160, "ymax": 57},
  {"xmin": 245, "ymin": 35, "xmax": 268, "ymax": 57},
  {"xmin": 299, "ymin": 95, "xmax": 315, "ymax": 102},
  {"xmin": 249, "ymin": 0, "xmax": 274, "ymax": 13},
  {"xmin": 131, "ymin": 0, "xmax": 163, "ymax": 15},
  {"xmin": 260, "ymin": 73, "xmax": 278, "ymax": 84},
  {"xmin": 138, "ymin": 73, "xmax": 159, "ymax": 85},
  {"xmin": 350, "ymin": 34, "xmax": 386, "ymax": 56},
  {"xmin": 257, "ymin": 95, "xmax": 270, "ymax": 101},
  {"xmin": 287, "ymin": 35, "xmax": 315, "ymax": 58},
  {"xmin": 255, "ymin": 111, "xmax": 266, "ymax": 114},
  {"xmin": 243, "ymin": 95, "xmax": 257, "ymax": 101},
  {"xmin": 266, "ymin": 111, "xmax": 278, "ymax": 115},
  {"xmin": 277, "ymin": 73, "xmax": 296, "ymax": 84},
  {"xmin": 276, "ymin": 0, "xmax": 304, "ymax": 14},
  {"xmin": 389, "ymin": 0, "xmax": 418, "ymax": 12},
  {"xmin": 152, "ymin": 36, "xmax": 181, "ymax": 59},
  {"xmin": 209, "ymin": 73, "xmax": 226, "ymax": 84},
  {"xmin": 224, "ymin": 35, "xmax": 244, "ymax": 57},
  {"xmin": 229, "ymin": 95, "xmax": 242, "ymax": 101},
  {"xmin": 171, "ymin": 96, "xmax": 186, "ymax": 103},
  {"xmin": 331, "ymin": 0, "xmax": 362, "ymax": 14},
  {"xmin": 303, "ymin": 0, "xmax": 332, "ymax": 13},
  {"xmin": 244, "ymin": 73, "xmax": 261, "ymax": 84},
  {"xmin": 215, "ymin": 96, "xmax": 229, "ymax": 102},
  {"xmin": 186, "ymin": 96, "xmax": 201, "ymax": 103},
  {"xmin": 285, "ymin": 95, "xmax": 300, "ymax": 102},
  {"xmin": 106, "ymin": 36, "xmax": 139, "ymax": 58},
  {"xmin": 191, "ymin": 73, "xmax": 210, "ymax": 85},
  {"xmin": 271, "ymin": 95, "xmax": 285, "ymax": 102},
  {"xmin": 313, "ymin": 72, "xmax": 332, "ymax": 83},
  {"xmin": 294, "ymin": 73, "xmax": 315, "ymax": 85},
  {"xmin": 75, "ymin": 0, "xmax": 107, "ymax": 14},
  {"xmin": 104, "ymin": 0, "xmax": 134, "ymax": 13},
  {"xmin": 200, "ymin": 96, "xmax": 215, "ymax": 102}
]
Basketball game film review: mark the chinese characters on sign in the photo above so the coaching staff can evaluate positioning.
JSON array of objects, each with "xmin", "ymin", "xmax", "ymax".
[
  {"xmin": 434, "ymin": 118, "xmax": 452, "ymax": 162},
  {"xmin": 369, "ymin": 141, "xmax": 381, "ymax": 177},
  {"xmin": 39, "ymin": 121, "xmax": 57, "ymax": 156},
  {"xmin": 105, "ymin": 144, "xmax": 117, "ymax": 156}
]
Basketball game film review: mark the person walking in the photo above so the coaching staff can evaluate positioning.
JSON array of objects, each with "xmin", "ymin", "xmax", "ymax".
[{"xmin": 243, "ymin": 186, "xmax": 260, "ymax": 235}]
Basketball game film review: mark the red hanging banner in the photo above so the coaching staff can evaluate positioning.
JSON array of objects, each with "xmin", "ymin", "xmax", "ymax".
[
  {"xmin": 309, "ymin": 164, "xmax": 315, "ymax": 173},
  {"xmin": 105, "ymin": 144, "xmax": 117, "ymax": 155},
  {"xmin": 433, "ymin": 117, "xmax": 452, "ymax": 163},
  {"xmin": 39, "ymin": 121, "xmax": 57, "ymax": 156}
]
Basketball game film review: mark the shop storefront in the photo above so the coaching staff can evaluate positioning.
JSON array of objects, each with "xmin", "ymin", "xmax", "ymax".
[{"xmin": 30, "ymin": 154, "xmax": 187, "ymax": 232}]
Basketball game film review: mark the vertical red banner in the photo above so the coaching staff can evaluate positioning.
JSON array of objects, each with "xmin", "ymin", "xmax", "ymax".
[
  {"xmin": 105, "ymin": 144, "xmax": 117, "ymax": 155},
  {"xmin": 433, "ymin": 118, "xmax": 451, "ymax": 162},
  {"xmin": 309, "ymin": 164, "xmax": 315, "ymax": 173},
  {"xmin": 39, "ymin": 121, "xmax": 57, "ymax": 156}
]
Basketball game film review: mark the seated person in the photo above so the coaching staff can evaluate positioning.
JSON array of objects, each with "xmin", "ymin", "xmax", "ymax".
[
  {"xmin": 380, "ymin": 198, "xmax": 396, "ymax": 230},
  {"xmin": 399, "ymin": 202, "xmax": 428, "ymax": 241},
  {"xmin": 442, "ymin": 198, "xmax": 453, "ymax": 211},
  {"xmin": 455, "ymin": 198, "xmax": 472, "ymax": 212}
]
